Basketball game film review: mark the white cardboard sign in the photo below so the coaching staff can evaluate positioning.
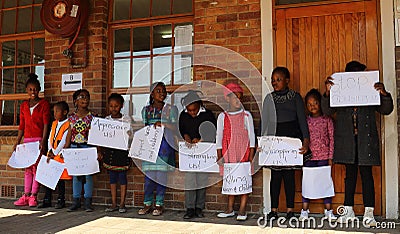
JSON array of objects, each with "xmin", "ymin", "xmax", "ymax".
[
  {"xmin": 62, "ymin": 148, "xmax": 100, "ymax": 176},
  {"xmin": 35, "ymin": 156, "xmax": 65, "ymax": 190},
  {"xmin": 330, "ymin": 71, "xmax": 380, "ymax": 107},
  {"xmin": 222, "ymin": 162, "xmax": 252, "ymax": 195},
  {"xmin": 258, "ymin": 136, "xmax": 303, "ymax": 166},
  {"xmin": 88, "ymin": 117, "xmax": 130, "ymax": 150},
  {"xmin": 129, "ymin": 125, "xmax": 164, "ymax": 163},
  {"xmin": 62, "ymin": 73, "xmax": 82, "ymax": 92},
  {"xmin": 178, "ymin": 142, "xmax": 219, "ymax": 173},
  {"xmin": 7, "ymin": 141, "xmax": 40, "ymax": 169},
  {"xmin": 302, "ymin": 166, "xmax": 335, "ymax": 199}
]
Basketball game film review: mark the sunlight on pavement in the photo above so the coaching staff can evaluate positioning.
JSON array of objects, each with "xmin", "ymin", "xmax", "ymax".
[
  {"xmin": 57, "ymin": 216, "xmax": 370, "ymax": 234},
  {"xmin": 0, "ymin": 208, "xmax": 40, "ymax": 218}
]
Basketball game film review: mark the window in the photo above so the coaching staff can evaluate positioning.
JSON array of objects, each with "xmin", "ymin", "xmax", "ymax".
[
  {"xmin": 275, "ymin": 0, "xmax": 335, "ymax": 5},
  {"xmin": 110, "ymin": 0, "xmax": 193, "ymax": 122},
  {"xmin": 0, "ymin": 1, "xmax": 45, "ymax": 128}
]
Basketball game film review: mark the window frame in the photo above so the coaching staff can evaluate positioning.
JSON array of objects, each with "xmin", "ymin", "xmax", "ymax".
[
  {"xmin": 0, "ymin": 0, "xmax": 45, "ymax": 130},
  {"xmin": 108, "ymin": 0, "xmax": 195, "ymax": 122}
]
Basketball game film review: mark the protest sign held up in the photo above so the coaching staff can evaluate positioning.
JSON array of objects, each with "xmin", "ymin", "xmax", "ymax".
[
  {"xmin": 258, "ymin": 136, "xmax": 303, "ymax": 166},
  {"xmin": 129, "ymin": 125, "xmax": 164, "ymax": 163},
  {"xmin": 35, "ymin": 156, "xmax": 65, "ymax": 190},
  {"xmin": 222, "ymin": 162, "xmax": 252, "ymax": 195},
  {"xmin": 330, "ymin": 71, "xmax": 380, "ymax": 107},
  {"xmin": 7, "ymin": 141, "xmax": 40, "ymax": 169},
  {"xmin": 88, "ymin": 117, "xmax": 130, "ymax": 150},
  {"xmin": 178, "ymin": 142, "xmax": 219, "ymax": 173},
  {"xmin": 63, "ymin": 148, "xmax": 100, "ymax": 176}
]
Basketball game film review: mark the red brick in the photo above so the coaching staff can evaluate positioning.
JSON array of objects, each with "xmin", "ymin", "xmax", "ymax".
[{"xmin": 216, "ymin": 14, "xmax": 238, "ymax": 23}]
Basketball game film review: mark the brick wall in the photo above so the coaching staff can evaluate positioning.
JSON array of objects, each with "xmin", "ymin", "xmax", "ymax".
[{"xmin": 0, "ymin": 0, "xmax": 264, "ymax": 214}]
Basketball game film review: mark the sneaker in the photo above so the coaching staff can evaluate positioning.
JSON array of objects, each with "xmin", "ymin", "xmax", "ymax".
[
  {"xmin": 28, "ymin": 195, "xmax": 37, "ymax": 207},
  {"xmin": 324, "ymin": 209, "xmax": 337, "ymax": 221},
  {"xmin": 363, "ymin": 207, "xmax": 377, "ymax": 228},
  {"xmin": 138, "ymin": 205, "xmax": 153, "ymax": 215},
  {"xmin": 299, "ymin": 209, "xmax": 309, "ymax": 221},
  {"xmin": 14, "ymin": 194, "xmax": 29, "ymax": 206},
  {"xmin": 152, "ymin": 205, "xmax": 163, "ymax": 216},
  {"xmin": 217, "ymin": 211, "xmax": 235, "ymax": 218},
  {"xmin": 337, "ymin": 206, "xmax": 356, "ymax": 224},
  {"xmin": 266, "ymin": 211, "xmax": 278, "ymax": 221},
  {"xmin": 236, "ymin": 213, "xmax": 248, "ymax": 221},
  {"xmin": 119, "ymin": 207, "xmax": 127, "ymax": 213},
  {"xmin": 286, "ymin": 211, "xmax": 295, "ymax": 219},
  {"xmin": 183, "ymin": 208, "xmax": 195, "ymax": 219}
]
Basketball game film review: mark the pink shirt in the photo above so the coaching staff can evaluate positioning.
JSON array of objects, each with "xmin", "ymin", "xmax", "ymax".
[{"xmin": 307, "ymin": 115, "xmax": 334, "ymax": 160}]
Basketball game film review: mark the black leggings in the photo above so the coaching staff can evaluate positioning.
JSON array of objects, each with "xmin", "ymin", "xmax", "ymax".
[
  {"xmin": 44, "ymin": 180, "xmax": 65, "ymax": 200},
  {"xmin": 270, "ymin": 169, "xmax": 295, "ymax": 209},
  {"xmin": 344, "ymin": 164, "xmax": 375, "ymax": 207}
]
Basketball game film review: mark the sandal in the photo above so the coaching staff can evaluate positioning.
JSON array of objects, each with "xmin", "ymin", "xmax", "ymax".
[
  {"xmin": 119, "ymin": 207, "xmax": 127, "ymax": 213},
  {"xmin": 138, "ymin": 205, "xmax": 153, "ymax": 215},
  {"xmin": 152, "ymin": 205, "xmax": 163, "ymax": 216},
  {"xmin": 105, "ymin": 206, "xmax": 119, "ymax": 212}
]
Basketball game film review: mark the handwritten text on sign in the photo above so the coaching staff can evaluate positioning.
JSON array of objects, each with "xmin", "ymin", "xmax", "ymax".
[
  {"xmin": 88, "ymin": 117, "xmax": 130, "ymax": 150},
  {"xmin": 129, "ymin": 125, "xmax": 164, "ymax": 163},
  {"xmin": 330, "ymin": 71, "xmax": 380, "ymax": 107},
  {"xmin": 222, "ymin": 162, "xmax": 252, "ymax": 195},
  {"xmin": 178, "ymin": 142, "xmax": 219, "ymax": 173},
  {"xmin": 7, "ymin": 141, "xmax": 40, "ymax": 169},
  {"xmin": 35, "ymin": 156, "xmax": 64, "ymax": 190},
  {"xmin": 258, "ymin": 136, "xmax": 303, "ymax": 166},
  {"xmin": 62, "ymin": 148, "xmax": 100, "ymax": 176}
]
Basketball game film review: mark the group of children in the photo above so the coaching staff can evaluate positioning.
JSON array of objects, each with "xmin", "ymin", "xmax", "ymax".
[{"xmin": 11, "ymin": 60, "xmax": 393, "ymax": 226}]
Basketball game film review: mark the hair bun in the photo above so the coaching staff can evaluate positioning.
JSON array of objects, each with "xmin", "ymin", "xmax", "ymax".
[{"xmin": 28, "ymin": 73, "xmax": 38, "ymax": 80}]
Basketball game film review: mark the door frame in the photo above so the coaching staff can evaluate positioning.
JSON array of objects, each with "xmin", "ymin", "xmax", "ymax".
[{"xmin": 260, "ymin": 0, "xmax": 398, "ymax": 219}]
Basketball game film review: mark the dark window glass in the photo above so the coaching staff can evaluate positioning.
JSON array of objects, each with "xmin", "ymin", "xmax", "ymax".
[
  {"xmin": 1, "ymin": 100, "xmax": 16, "ymax": 125},
  {"xmin": 1, "ymin": 68, "xmax": 14, "ymax": 94},
  {"xmin": 3, "ymin": 1, "xmax": 17, "ymax": 8},
  {"xmin": 152, "ymin": 0, "xmax": 171, "ymax": 16},
  {"xmin": 19, "ymin": 0, "xmax": 34, "ymax": 6},
  {"xmin": 17, "ymin": 40, "xmax": 31, "ymax": 65},
  {"xmin": 2, "ymin": 41, "xmax": 16, "ymax": 66},
  {"xmin": 17, "ymin": 7, "xmax": 32, "ymax": 33},
  {"xmin": 133, "ymin": 27, "xmax": 150, "ymax": 56},
  {"xmin": 16, "ymin": 67, "xmax": 30, "ymax": 93},
  {"xmin": 2, "ymin": 10, "xmax": 16, "ymax": 35},
  {"xmin": 32, "ymin": 6, "xmax": 43, "ymax": 31},
  {"xmin": 132, "ymin": 0, "xmax": 150, "ymax": 19},
  {"xmin": 153, "ymin": 24, "xmax": 172, "ymax": 54},
  {"xmin": 33, "ymin": 38, "xmax": 44, "ymax": 64},
  {"xmin": 113, "ymin": 0, "xmax": 130, "ymax": 20},
  {"xmin": 173, "ymin": 0, "xmax": 192, "ymax": 14},
  {"xmin": 114, "ymin": 29, "xmax": 131, "ymax": 58}
]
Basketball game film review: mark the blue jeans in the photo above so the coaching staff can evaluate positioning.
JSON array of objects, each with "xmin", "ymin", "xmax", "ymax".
[
  {"xmin": 144, "ymin": 171, "xmax": 168, "ymax": 206},
  {"xmin": 71, "ymin": 143, "xmax": 94, "ymax": 199}
]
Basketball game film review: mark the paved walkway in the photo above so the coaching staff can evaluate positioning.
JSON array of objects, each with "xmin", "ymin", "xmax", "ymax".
[{"xmin": 0, "ymin": 199, "xmax": 398, "ymax": 233}]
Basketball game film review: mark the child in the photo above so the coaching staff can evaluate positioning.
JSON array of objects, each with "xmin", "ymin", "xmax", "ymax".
[
  {"xmin": 138, "ymin": 82, "xmax": 178, "ymax": 216},
  {"xmin": 322, "ymin": 61, "xmax": 393, "ymax": 227},
  {"xmin": 299, "ymin": 89, "xmax": 336, "ymax": 221},
  {"xmin": 261, "ymin": 67, "xmax": 310, "ymax": 220},
  {"xmin": 103, "ymin": 93, "xmax": 133, "ymax": 213},
  {"xmin": 67, "ymin": 89, "xmax": 96, "ymax": 212},
  {"xmin": 179, "ymin": 90, "xmax": 217, "ymax": 219},
  {"xmin": 13, "ymin": 73, "xmax": 51, "ymax": 207},
  {"xmin": 216, "ymin": 82, "xmax": 255, "ymax": 221},
  {"xmin": 38, "ymin": 101, "xmax": 72, "ymax": 209}
]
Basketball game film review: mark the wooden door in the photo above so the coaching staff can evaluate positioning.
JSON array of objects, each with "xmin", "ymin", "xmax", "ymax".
[{"xmin": 274, "ymin": 0, "xmax": 382, "ymax": 215}]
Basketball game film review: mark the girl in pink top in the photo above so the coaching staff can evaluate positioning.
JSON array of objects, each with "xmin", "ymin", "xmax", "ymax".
[
  {"xmin": 12, "ymin": 73, "xmax": 51, "ymax": 207},
  {"xmin": 300, "ymin": 89, "xmax": 335, "ymax": 221},
  {"xmin": 216, "ymin": 82, "xmax": 255, "ymax": 221}
]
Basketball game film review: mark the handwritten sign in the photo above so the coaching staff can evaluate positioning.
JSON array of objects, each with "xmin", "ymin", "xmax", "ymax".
[
  {"xmin": 222, "ymin": 162, "xmax": 252, "ymax": 195},
  {"xmin": 62, "ymin": 148, "xmax": 100, "ymax": 176},
  {"xmin": 302, "ymin": 166, "xmax": 335, "ymax": 199},
  {"xmin": 7, "ymin": 141, "xmax": 40, "ymax": 169},
  {"xmin": 178, "ymin": 142, "xmax": 219, "ymax": 173},
  {"xmin": 330, "ymin": 71, "xmax": 380, "ymax": 107},
  {"xmin": 129, "ymin": 125, "xmax": 164, "ymax": 163},
  {"xmin": 258, "ymin": 136, "xmax": 303, "ymax": 166},
  {"xmin": 88, "ymin": 117, "xmax": 130, "ymax": 150},
  {"xmin": 35, "ymin": 156, "xmax": 64, "ymax": 190}
]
